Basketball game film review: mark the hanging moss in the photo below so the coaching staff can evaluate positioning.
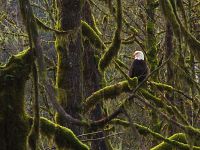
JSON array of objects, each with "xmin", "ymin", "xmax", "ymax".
[
  {"xmin": 83, "ymin": 78, "xmax": 137, "ymax": 113},
  {"xmin": 98, "ymin": 0, "xmax": 122, "ymax": 73},
  {"xmin": 81, "ymin": 20, "xmax": 106, "ymax": 49},
  {"xmin": 139, "ymin": 89, "xmax": 164, "ymax": 108},
  {"xmin": 0, "ymin": 49, "xmax": 33, "ymax": 150}
]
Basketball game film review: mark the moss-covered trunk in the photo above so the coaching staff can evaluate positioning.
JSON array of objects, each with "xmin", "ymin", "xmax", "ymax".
[
  {"xmin": 82, "ymin": 1, "xmax": 108, "ymax": 150},
  {"xmin": 146, "ymin": 0, "xmax": 158, "ymax": 73},
  {"xmin": 55, "ymin": 0, "xmax": 83, "ymax": 134},
  {"xmin": 0, "ymin": 49, "xmax": 33, "ymax": 150}
]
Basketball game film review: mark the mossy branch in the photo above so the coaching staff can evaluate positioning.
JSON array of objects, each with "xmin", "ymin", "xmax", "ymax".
[
  {"xmin": 115, "ymin": 59, "xmax": 129, "ymax": 70},
  {"xmin": 83, "ymin": 78, "xmax": 137, "ymax": 113},
  {"xmin": 114, "ymin": 60, "xmax": 138, "ymax": 89},
  {"xmin": 110, "ymin": 119, "xmax": 200, "ymax": 150},
  {"xmin": 35, "ymin": 16, "xmax": 68, "ymax": 34},
  {"xmin": 19, "ymin": 0, "xmax": 46, "ymax": 83},
  {"xmin": 151, "ymin": 133, "xmax": 188, "ymax": 150},
  {"xmin": 98, "ymin": 0, "xmax": 122, "ymax": 73},
  {"xmin": 149, "ymin": 81, "xmax": 174, "ymax": 92},
  {"xmin": 33, "ymin": 117, "xmax": 89, "ymax": 150},
  {"xmin": 91, "ymin": 14, "xmax": 102, "ymax": 35},
  {"xmin": 138, "ymin": 124, "xmax": 200, "ymax": 150},
  {"xmin": 149, "ymin": 81, "xmax": 194, "ymax": 101},
  {"xmin": 159, "ymin": 0, "xmax": 181, "ymax": 39},
  {"xmin": 81, "ymin": 20, "xmax": 106, "ymax": 49},
  {"xmin": 185, "ymin": 126, "xmax": 200, "ymax": 142},
  {"xmin": 159, "ymin": 0, "xmax": 200, "ymax": 61},
  {"xmin": 139, "ymin": 89, "xmax": 165, "ymax": 108},
  {"xmin": 179, "ymin": 22, "xmax": 200, "ymax": 62}
]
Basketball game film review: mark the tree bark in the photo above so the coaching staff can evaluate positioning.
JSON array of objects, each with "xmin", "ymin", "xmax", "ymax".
[
  {"xmin": 82, "ymin": 1, "xmax": 108, "ymax": 150},
  {"xmin": 0, "ymin": 49, "xmax": 33, "ymax": 150},
  {"xmin": 55, "ymin": 0, "xmax": 83, "ymax": 135}
]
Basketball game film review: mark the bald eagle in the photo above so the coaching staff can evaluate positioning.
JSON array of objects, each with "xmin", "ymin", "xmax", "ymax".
[{"xmin": 129, "ymin": 51, "xmax": 149, "ymax": 82}]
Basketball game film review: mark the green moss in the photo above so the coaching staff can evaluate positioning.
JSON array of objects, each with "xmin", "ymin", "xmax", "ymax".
[
  {"xmin": 111, "ymin": 119, "xmax": 130, "ymax": 128},
  {"xmin": 133, "ymin": 124, "xmax": 200, "ymax": 150},
  {"xmin": 139, "ymin": 89, "xmax": 164, "ymax": 108},
  {"xmin": 39, "ymin": 117, "xmax": 89, "ymax": 150},
  {"xmin": 98, "ymin": 0, "xmax": 122, "ymax": 72},
  {"xmin": 151, "ymin": 133, "xmax": 187, "ymax": 150},
  {"xmin": 40, "ymin": 117, "xmax": 56, "ymax": 138},
  {"xmin": 160, "ymin": 0, "xmax": 200, "ymax": 61},
  {"xmin": 146, "ymin": 0, "xmax": 158, "ymax": 73},
  {"xmin": 150, "ymin": 81, "xmax": 174, "ymax": 92},
  {"xmin": 98, "ymin": 28, "xmax": 121, "ymax": 73},
  {"xmin": 81, "ymin": 20, "xmax": 106, "ymax": 49},
  {"xmin": 185, "ymin": 126, "xmax": 200, "ymax": 142},
  {"xmin": 180, "ymin": 24, "xmax": 200, "ymax": 62},
  {"xmin": 91, "ymin": 14, "xmax": 102, "ymax": 35},
  {"xmin": 55, "ymin": 125, "xmax": 88, "ymax": 150},
  {"xmin": 115, "ymin": 60, "xmax": 138, "ymax": 89},
  {"xmin": 83, "ymin": 79, "xmax": 137, "ymax": 113}
]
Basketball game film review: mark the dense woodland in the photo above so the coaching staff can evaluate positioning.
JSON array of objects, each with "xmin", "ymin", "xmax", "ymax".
[{"xmin": 0, "ymin": 0, "xmax": 200, "ymax": 149}]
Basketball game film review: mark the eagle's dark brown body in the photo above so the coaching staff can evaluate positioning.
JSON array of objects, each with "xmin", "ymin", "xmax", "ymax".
[{"xmin": 129, "ymin": 59, "xmax": 149, "ymax": 82}]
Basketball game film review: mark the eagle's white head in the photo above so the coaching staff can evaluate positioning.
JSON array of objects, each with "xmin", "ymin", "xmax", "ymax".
[{"xmin": 133, "ymin": 51, "xmax": 144, "ymax": 60}]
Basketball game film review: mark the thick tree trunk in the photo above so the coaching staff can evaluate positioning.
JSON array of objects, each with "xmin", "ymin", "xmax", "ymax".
[
  {"xmin": 82, "ymin": 1, "xmax": 108, "ymax": 150},
  {"xmin": 55, "ymin": 0, "xmax": 83, "ymax": 135},
  {"xmin": 0, "ymin": 49, "xmax": 33, "ymax": 150}
]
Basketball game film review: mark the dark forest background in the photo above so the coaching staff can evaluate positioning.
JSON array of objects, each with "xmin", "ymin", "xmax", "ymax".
[{"xmin": 0, "ymin": 0, "xmax": 200, "ymax": 150}]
